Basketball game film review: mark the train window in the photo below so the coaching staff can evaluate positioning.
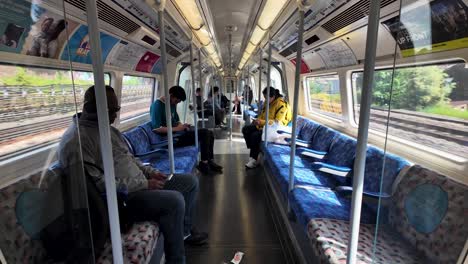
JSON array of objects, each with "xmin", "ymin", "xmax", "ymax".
[
  {"xmin": 0, "ymin": 64, "xmax": 110, "ymax": 159},
  {"xmin": 271, "ymin": 66, "xmax": 284, "ymax": 95},
  {"xmin": 119, "ymin": 75, "xmax": 155, "ymax": 121},
  {"xmin": 352, "ymin": 62, "xmax": 468, "ymax": 158},
  {"xmin": 305, "ymin": 74, "xmax": 342, "ymax": 119}
]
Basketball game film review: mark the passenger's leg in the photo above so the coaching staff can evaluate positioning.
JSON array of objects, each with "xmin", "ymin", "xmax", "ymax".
[
  {"xmin": 163, "ymin": 174, "xmax": 199, "ymax": 237},
  {"xmin": 242, "ymin": 124, "xmax": 257, "ymax": 149},
  {"xmin": 127, "ymin": 190, "xmax": 185, "ymax": 264},
  {"xmin": 196, "ymin": 128, "xmax": 212, "ymax": 162},
  {"xmin": 249, "ymin": 130, "xmax": 263, "ymax": 159}
]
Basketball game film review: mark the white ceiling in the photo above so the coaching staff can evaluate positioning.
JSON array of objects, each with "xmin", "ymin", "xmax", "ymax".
[{"xmin": 206, "ymin": 0, "xmax": 261, "ymax": 73}]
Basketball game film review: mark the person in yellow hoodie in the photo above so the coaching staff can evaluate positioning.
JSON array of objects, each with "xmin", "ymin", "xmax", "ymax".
[{"xmin": 242, "ymin": 87, "xmax": 291, "ymax": 168}]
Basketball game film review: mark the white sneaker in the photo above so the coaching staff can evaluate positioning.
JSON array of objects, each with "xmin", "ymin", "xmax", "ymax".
[{"xmin": 245, "ymin": 158, "xmax": 258, "ymax": 169}]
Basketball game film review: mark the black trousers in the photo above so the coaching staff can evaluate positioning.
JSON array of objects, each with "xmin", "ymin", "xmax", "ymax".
[
  {"xmin": 175, "ymin": 128, "xmax": 214, "ymax": 161},
  {"xmin": 242, "ymin": 124, "xmax": 262, "ymax": 159}
]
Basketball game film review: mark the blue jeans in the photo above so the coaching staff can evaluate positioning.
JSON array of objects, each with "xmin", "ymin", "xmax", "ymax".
[{"xmin": 127, "ymin": 174, "xmax": 199, "ymax": 264}]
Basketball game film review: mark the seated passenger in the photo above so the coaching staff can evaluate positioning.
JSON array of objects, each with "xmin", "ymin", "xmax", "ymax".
[
  {"xmin": 242, "ymin": 87, "xmax": 292, "ymax": 169},
  {"xmin": 58, "ymin": 86, "xmax": 208, "ymax": 264},
  {"xmin": 204, "ymin": 86, "xmax": 225, "ymax": 126},
  {"xmin": 150, "ymin": 85, "xmax": 223, "ymax": 174}
]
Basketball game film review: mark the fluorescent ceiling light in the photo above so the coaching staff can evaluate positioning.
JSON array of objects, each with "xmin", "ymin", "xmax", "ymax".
[
  {"xmin": 250, "ymin": 26, "xmax": 266, "ymax": 45},
  {"xmin": 194, "ymin": 26, "xmax": 211, "ymax": 46},
  {"xmin": 204, "ymin": 42, "xmax": 216, "ymax": 54},
  {"xmin": 257, "ymin": 0, "xmax": 288, "ymax": 30},
  {"xmin": 245, "ymin": 42, "xmax": 256, "ymax": 55},
  {"xmin": 173, "ymin": 0, "xmax": 204, "ymax": 30}
]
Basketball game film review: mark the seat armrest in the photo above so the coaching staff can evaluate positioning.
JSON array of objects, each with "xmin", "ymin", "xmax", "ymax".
[
  {"xmin": 298, "ymin": 148, "xmax": 326, "ymax": 159},
  {"xmin": 312, "ymin": 162, "xmax": 351, "ymax": 177},
  {"xmin": 334, "ymin": 186, "xmax": 391, "ymax": 199},
  {"xmin": 277, "ymin": 130, "xmax": 292, "ymax": 135},
  {"xmin": 285, "ymin": 137, "xmax": 310, "ymax": 148}
]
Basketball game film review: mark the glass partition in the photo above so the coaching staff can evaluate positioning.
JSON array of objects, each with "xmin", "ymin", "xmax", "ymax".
[{"xmin": 0, "ymin": 0, "xmax": 95, "ymax": 262}]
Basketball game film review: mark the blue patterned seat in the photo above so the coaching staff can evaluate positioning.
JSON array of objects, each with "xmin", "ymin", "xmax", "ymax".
[
  {"xmin": 307, "ymin": 165, "xmax": 468, "ymax": 264},
  {"xmin": 122, "ymin": 126, "xmax": 167, "ymax": 159},
  {"xmin": 290, "ymin": 187, "xmax": 378, "ymax": 228},
  {"xmin": 142, "ymin": 146, "xmax": 198, "ymax": 174}
]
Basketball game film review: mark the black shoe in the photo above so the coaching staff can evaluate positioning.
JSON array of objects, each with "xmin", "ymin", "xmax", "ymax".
[
  {"xmin": 184, "ymin": 228, "xmax": 208, "ymax": 246},
  {"xmin": 208, "ymin": 160, "xmax": 223, "ymax": 172},
  {"xmin": 198, "ymin": 162, "xmax": 210, "ymax": 174}
]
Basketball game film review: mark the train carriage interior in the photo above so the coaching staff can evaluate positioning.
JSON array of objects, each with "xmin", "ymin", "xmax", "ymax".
[{"xmin": 0, "ymin": 0, "xmax": 467, "ymax": 263}]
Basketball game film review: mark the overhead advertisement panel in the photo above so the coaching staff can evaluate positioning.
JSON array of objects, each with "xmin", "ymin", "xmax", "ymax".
[
  {"xmin": 22, "ymin": 5, "xmax": 79, "ymax": 59},
  {"xmin": 0, "ymin": 0, "xmax": 33, "ymax": 54},
  {"xmin": 61, "ymin": 25, "xmax": 119, "ymax": 64},
  {"xmin": 315, "ymin": 39, "xmax": 357, "ymax": 69},
  {"xmin": 383, "ymin": 0, "xmax": 468, "ymax": 57},
  {"xmin": 135, "ymin": 51, "xmax": 160, "ymax": 73},
  {"xmin": 290, "ymin": 58, "xmax": 311, "ymax": 74},
  {"xmin": 106, "ymin": 40, "xmax": 146, "ymax": 70}
]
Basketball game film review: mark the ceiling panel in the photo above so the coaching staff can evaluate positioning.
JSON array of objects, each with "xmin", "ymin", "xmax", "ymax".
[{"xmin": 206, "ymin": 0, "xmax": 261, "ymax": 73}]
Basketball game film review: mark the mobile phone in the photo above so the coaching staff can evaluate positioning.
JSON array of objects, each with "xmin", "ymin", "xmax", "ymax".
[{"xmin": 166, "ymin": 173, "xmax": 174, "ymax": 181}]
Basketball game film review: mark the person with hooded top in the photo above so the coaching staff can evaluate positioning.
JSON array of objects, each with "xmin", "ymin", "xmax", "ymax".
[
  {"xmin": 58, "ymin": 85, "xmax": 208, "ymax": 264},
  {"xmin": 150, "ymin": 85, "xmax": 223, "ymax": 174},
  {"xmin": 242, "ymin": 87, "xmax": 292, "ymax": 169}
]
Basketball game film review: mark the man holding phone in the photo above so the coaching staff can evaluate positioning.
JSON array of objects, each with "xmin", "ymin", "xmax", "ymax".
[
  {"xmin": 150, "ymin": 85, "xmax": 223, "ymax": 174},
  {"xmin": 59, "ymin": 86, "xmax": 208, "ymax": 264}
]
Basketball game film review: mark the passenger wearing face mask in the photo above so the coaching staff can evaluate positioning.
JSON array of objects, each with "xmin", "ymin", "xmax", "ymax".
[
  {"xmin": 242, "ymin": 87, "xmax": 291, "ymax": 169},
  {"xmin": 58, "ymin": 85, "xmax": 208, "ymax": 264}
]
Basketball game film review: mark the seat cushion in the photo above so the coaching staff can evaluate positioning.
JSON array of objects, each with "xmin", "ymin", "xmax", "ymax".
[
  {"xmin": 290, "ymin": 187, "xmax": 378, "ymax": 227},
  {"xmin": 263, "ymin": 144, "xmax": 349, "ymax": 195},
  {"xmin": 143, "ymin": 146, "xmax": 198, "ymax": 174},
  {"xmin": 96, "ymin": 221, "xmax": 160, "ymax": 264},
  {"xmin": 308, "ymin": 219, "xmax": 425, "ymax": 264}
]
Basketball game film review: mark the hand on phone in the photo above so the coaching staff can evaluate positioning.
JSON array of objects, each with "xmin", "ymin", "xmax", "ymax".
[
  {"xmin": 151, "ymin": 171, "xmax": 167, "ymax": 180},
  {"xmin": 148, "ymin": 178, "xmax": 166, "ymax": 190}
]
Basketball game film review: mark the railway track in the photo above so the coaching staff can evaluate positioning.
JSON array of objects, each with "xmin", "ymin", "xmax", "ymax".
[
  {"xmin": 0, "ymin": 117, "xmax": 71, "ymax": 143},
  {"xmin": 312, "ymin": 101, "xmax": 468, "ymax": 147}
]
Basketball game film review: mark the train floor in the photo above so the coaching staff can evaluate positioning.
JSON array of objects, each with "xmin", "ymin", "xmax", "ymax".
[{"xmin": 185, "ymin": 118, "xmax": 287, "ymax": 264}]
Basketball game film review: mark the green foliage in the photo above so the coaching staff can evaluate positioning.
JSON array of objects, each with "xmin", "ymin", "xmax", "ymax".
[
  {"xmin": 0, "ymin": 67, "xmax": 99, "ymax": 86},
  {"xmin": 355, "ymin": 66, "xmax": 455, "ymax": 111},
  {"xmin": 422, "ymin": 103, "xmax": 468, "ymax": 120}
]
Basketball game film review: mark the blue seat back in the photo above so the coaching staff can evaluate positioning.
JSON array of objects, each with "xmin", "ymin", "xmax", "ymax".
[
  {"xmin": 139, "ymin": 122, "xmax": 165, "ymax": 145},
  {"xmin": 363, "ymin": 146, "xmax": 409, "ymax": 196},
  {"xmin": 309, "ymin": 126, "xmax": 339, "ymax": 152},
  {"xmin": 122, "ymin": 127, "xmax": 152, "ymax": 155},
  {"xmin": 296, "ymin": 116, "xmax": 321, "ymax": 141},
  {"xmin": 324, "ymin": 134, "xmax": 357, "ymax": 168}
]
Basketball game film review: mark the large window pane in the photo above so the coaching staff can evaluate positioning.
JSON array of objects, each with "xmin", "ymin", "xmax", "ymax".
[
  {"xmin": 306, "ymin": 74, "xmax": 342, "ymax": 119},
  {"xmin": 120, "ymin": 75, "xmax": 155, "ymax": 120},
  {"xmin": 0, "ymin": 65, "xmax": 109, "ymax": 158},
  {"xmin": 352, "ymin": 61, "xmax": 468, "ymax": 157}
]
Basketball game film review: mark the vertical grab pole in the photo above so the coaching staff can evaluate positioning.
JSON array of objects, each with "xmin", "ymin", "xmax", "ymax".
[
  {"xmin": 288, "ymin": 4, "xmax": 305, "ymax": 212},
  {"xmin": 263, "ymin": 34, "xmax": 272, "ymax": 148},
  {"xmin": 258, "ymin": 50, "xmax": 262, "ymax": 111},
  {"xmin": 211, "ymin": 76, "xmax": 215, "ymax": 130},
  {"xmin": 158, "ymin": 6, "xmax": 175, "ymax": 174},
  {"xmin": 189, "ymin": 43, "xmax": 199, "ymax": 161},
  {"xmin": 245, "ymin": 66, "xmax": 249, "ymax": 115},
  {"xmin": 228, "ymin": 33, "xmax": 233, "ymax": 141},
  {"xmin": 346, "ymin": 0, "xmax": 381, "ymax": 263},
  {"xmin": 85, "ymin": 0, "xmax": 123, "ymax": 262},
  {"xmin": 198, "ymin": 49, "xmax": 205, "ymax": 129}
]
